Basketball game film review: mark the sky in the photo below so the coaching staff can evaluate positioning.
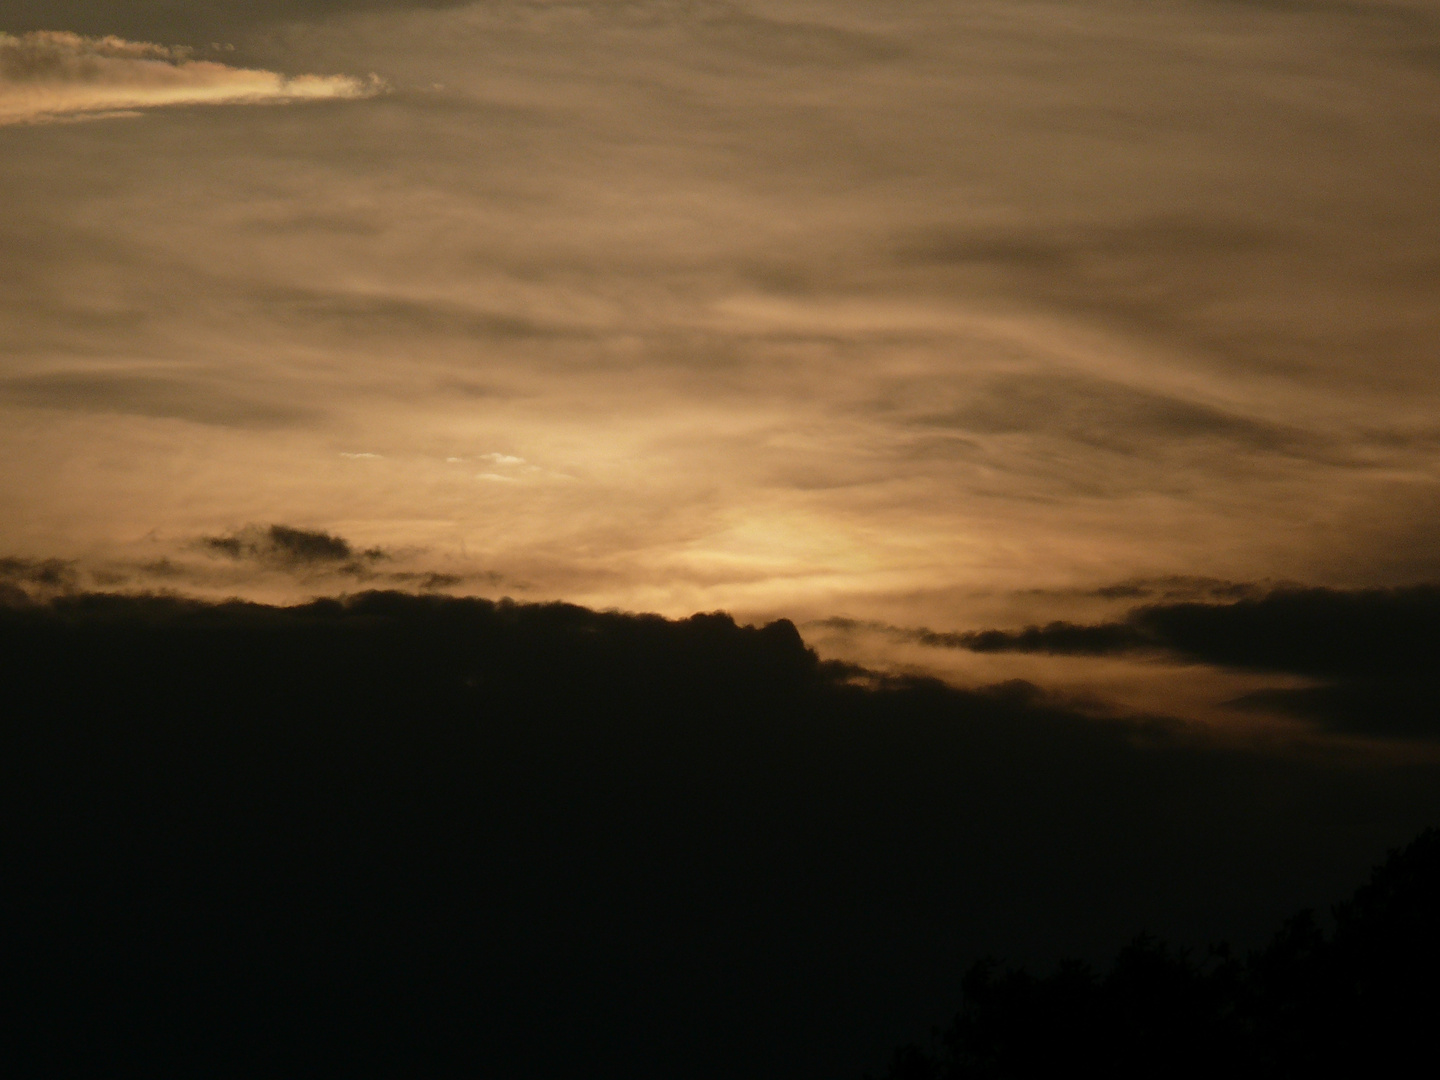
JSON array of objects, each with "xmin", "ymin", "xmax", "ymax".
[
  {"xmin": 5, "ymin": 5, "xmax": 1440, "ymax": 1075},
  {"xmin": 3, "ymin": 0, "xmax": 1440, "ymax": 725}
]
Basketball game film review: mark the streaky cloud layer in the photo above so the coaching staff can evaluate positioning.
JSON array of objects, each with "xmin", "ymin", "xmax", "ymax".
[
  {"xmin": 2, "ymin": 0, "xmax": 1439, "ymax": 688},
  {"xmin": 0, "ymin": 30, "xmax": 379, "ymax": 125}
]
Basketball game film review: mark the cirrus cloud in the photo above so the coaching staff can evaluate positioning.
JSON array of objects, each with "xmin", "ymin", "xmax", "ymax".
[{"xmin": 0, "ymin": 30, "xmax": 380, "ymax": 125}]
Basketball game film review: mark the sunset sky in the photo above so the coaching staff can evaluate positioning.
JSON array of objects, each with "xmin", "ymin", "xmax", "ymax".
[
  {"xmin": 4, "ymin": 0, "xmax": 1439, "ymax": 728},
  {"xmin": 8, "ymin": 6, "xmax": 1440, "ymax": 1076}
]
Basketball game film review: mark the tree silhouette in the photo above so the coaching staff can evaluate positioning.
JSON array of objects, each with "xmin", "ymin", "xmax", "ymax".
[{"xmin": 872, "ymin": 829, "xmax": 1440, "ymax": 1079}]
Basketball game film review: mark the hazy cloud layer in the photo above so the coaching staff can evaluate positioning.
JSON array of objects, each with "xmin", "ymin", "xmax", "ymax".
[
  {"xmin": 0, "ymin": 1, "xmax": 471, "ymax": 42},
  {"xmin": 0, "ymin": 30, "xmax": 377, "ymax": 124},
  {"xmin": 0, "ymin": 369, "xmax": 316, "ymax": 425},
  {"xmin": 2, "ymin": 0, "xmax": 1440, "ymax": 648}
]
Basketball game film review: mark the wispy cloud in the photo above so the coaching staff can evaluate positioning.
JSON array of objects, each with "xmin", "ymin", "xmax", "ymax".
[
  {"xmin": 4, "ymin": 1, "xmax": 1440, "ymax": 630},
  {"xmin": 200, "ymin": 523, "xmax": 387, "ymax": 568},
  {"xmin": 0, "ymin": 31, "xmax": 379, "ymax": 125}
]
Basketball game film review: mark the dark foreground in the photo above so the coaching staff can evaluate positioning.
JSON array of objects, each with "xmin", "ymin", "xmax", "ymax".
[
  {"xmin": 875, "ymin": 828, "xmax": 1440, "ymax": 1079},
  {"xmin": 3, "ymin": 592, "xmax": 1439, "ymax": 1078}
]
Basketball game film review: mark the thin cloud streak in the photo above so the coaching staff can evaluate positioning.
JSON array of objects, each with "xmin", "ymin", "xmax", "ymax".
[{"xmin": 0, "ymin": 30, "xmax": 379, "ymax": 125}]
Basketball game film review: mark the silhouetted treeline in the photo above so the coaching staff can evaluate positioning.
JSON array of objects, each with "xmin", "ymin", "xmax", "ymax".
[
  {"xmin": 873, "ymin": 828, "xmax": 1440, "ymax": 1079},
  {"xmin": 4, "ymin": 591, "xmax": 1440, "ymax": 1078}
]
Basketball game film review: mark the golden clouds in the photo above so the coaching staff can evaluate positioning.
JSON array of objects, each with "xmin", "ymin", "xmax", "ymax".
[
  {"xmin": 2, "ymin": 0, "xmax": 1440, "ymax": 657},
  {"xmin": 0, "ymin": 30, "xmax": 380, "ymax": 125}
]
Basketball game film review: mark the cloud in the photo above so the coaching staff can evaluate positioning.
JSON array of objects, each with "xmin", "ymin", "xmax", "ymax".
[
  {"xmin": 383, "ymin": 569, "xmax": 479, "ymax": 590},
  {"xmin": 0, "ymin": 555, "xmax": 78, "ymax": 599},
  {"xmin": 0, "ymin": 528, "xmax": 504, "ymax": 604},
  {"xmin": 5, "ymin": 0, "xmax": 1440, "ymax": 638},
  {"xmin": 1227, "ymin": 679, "xmax": 1440, "ymax": 739},
  {"xmin": 0, "ymin": 2, "xmax": 474, "ymax": 42},
  {"xmin": 919, "ymin": 584, "xmax": 1440, "ymax": 737},
  {"xmin": 898, "ymin": 372, "xmax": 1322, "ymax": 461},
  {"xmin": 4, "ymin": 587, "xmax": 1440, "ymax": 1077},
  {"xmin": 254, "ymin": 286, "xmax": 577, "ymax": 343},
  {"xmin": 0, "ymin": 30, "xmax": 379, "ymax": 125},
  {"xmin": 1089, "ymin": 577, "xmax": 1265, "ymax": 602},
  {"xmin": 201, "ymin": 523, "xmax": 387, "ymax": 568},
  {"xmin": 942, "ymin": 585, "xmax": 1440, "ymax": 678},
  {"xmin": 190, "ymin": 524, "xmax": 495, "ymax": 591},
  {"xmin": 930, "ymin": 621, "xmax": 1150, "ymax": 657},
  {"xmin": 0, "ymin": 371, "xmax": 316, "ymax": 427}
]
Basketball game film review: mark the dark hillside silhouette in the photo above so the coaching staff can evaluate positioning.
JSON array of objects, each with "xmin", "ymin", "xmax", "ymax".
[
  {"xmin": 3, "ymin": 591, "xmax": 1440, "ymax": 1078},
  {"xmin": 873, "ymin": 829, "xmax": 1440, "ymax": 1079}
]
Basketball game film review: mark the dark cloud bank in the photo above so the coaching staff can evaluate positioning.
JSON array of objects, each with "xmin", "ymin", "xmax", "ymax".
[
  {"xmin": 5, "ymin": 589, "xmax": 1440, "ymax": 1078},
  {"xmin": 911, "ymin": 585, "xmax": 1440, "ymax": 738},
  {"xmin": 202, "ymin": 523, "xmax": 387, "ymax": 568},
  {"xmin": 197, "ymin": 524, "xmax": 477, "ymax": 589}
]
